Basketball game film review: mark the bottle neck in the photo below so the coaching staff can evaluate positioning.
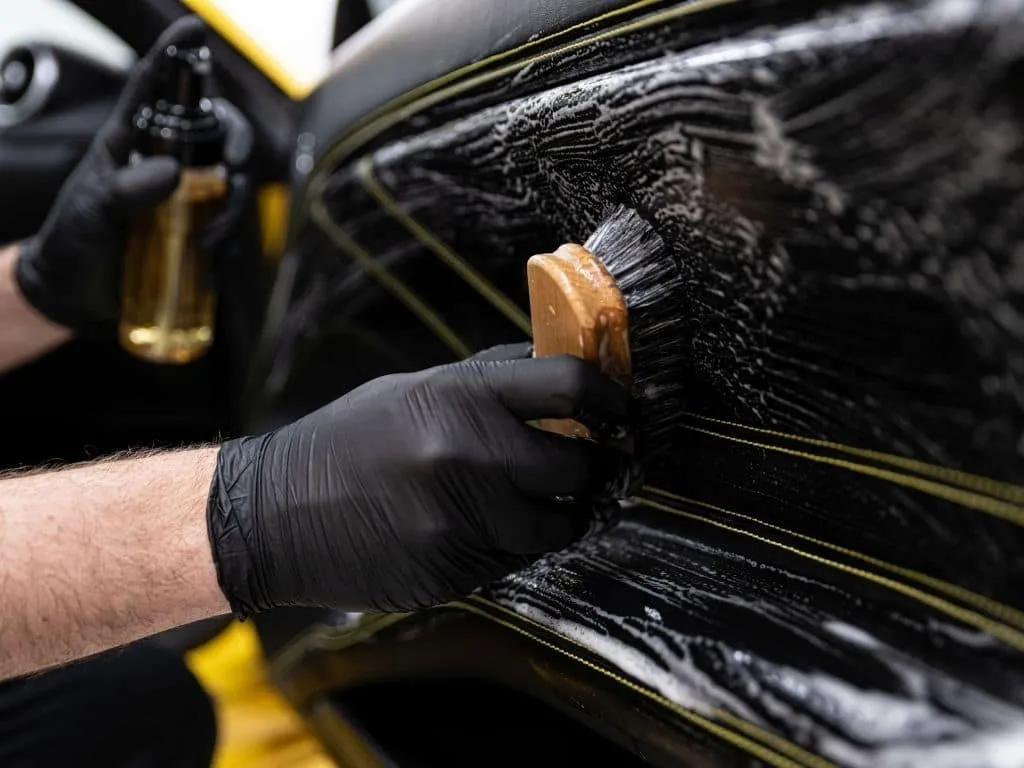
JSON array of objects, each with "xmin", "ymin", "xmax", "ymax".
[{"xmin": 134, "ymin": 43, "xmax": 226, "ymax": 166}]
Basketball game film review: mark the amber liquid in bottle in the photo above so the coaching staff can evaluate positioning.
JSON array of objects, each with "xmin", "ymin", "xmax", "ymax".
[{"xmin": 119, "ymin": 165, "xmax": 227, "ymax": 364}]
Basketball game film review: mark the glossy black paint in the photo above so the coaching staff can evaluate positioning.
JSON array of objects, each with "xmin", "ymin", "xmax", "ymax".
[
  {"xmin": 272, "ymin": 607, "xmax": 776, "ymax": 768},
  {"xmin": 484, "ymin": 504, "xmax": 1024, "ymax": 766},
  {"xmin": 261, "ymin": 0, "xmax": 1024, "ymax": 765},
  {"xmin": 275, "ymin": 502, "xmax": 1024, "ymax": 766}
]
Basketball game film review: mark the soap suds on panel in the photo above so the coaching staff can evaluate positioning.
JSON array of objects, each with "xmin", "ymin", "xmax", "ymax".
[
  {"xmin": 485, "ymin": 517, "xmax": 1024, "ymax": 767},
  {"xmin": 277, "ymin": 0, "xmax": 1024, "ymax": 766}
]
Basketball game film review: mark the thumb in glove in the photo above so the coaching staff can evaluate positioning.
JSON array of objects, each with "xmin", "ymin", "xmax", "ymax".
[
  {"xmin": 15, "ymin": 156, "xmax": 182, "ymax": 332},
  {"xmin": 109, "ymin": 157, "xmax": 183, "ymax": 215}
]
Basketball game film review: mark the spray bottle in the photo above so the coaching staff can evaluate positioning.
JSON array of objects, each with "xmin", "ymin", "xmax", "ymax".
[{"xmin": 119, "ymin": 39, "xmax": 228, "ymax": 364}]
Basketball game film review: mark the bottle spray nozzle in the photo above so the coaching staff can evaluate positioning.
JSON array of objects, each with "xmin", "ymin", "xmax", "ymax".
[
  {"xmin": 157, "ymin": 43, "xmax": 212, "ymax": 114},
  {"xmin": 133, "ymin": 38, "xmax": 225, "ymax": 166}
]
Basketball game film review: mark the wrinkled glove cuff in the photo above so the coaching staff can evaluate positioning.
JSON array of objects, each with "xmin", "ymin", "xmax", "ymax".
[{"xmin": 207, "ymin": 434, "xmax": 275, "ymax": 620}]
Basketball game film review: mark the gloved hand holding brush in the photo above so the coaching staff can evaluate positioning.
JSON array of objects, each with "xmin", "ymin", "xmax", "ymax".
[
  {"xmin": 0, "ymin": 343, "xmax": 635, "ymax": 679},
  {"xmin": 210, "ymin": 347, "xmax": 635, "ymax": 616}
]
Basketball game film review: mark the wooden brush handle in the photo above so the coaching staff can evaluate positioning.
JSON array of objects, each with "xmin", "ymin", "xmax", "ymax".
[{"xmin": 527, "ymin": 243, "xmax": 631, "ymax": 438}]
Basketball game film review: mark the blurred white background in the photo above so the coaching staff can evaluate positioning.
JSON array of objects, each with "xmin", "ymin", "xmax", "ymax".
[
  {"xmin": 0, "ymin": 0, "xmax": 403, "ymax": 87},
  {"xmin": 0, "ymin": 0, "xmax": 135, "ymax": 70}
]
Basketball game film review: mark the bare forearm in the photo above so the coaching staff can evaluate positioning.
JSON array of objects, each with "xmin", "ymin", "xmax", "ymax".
[
  {"xmin": 0, "ymin": 244, "xmax": 71, "ymax": 374},
  {"xmin": 0, "ymin": 447, "xmax": 229, "ymax": 679}
]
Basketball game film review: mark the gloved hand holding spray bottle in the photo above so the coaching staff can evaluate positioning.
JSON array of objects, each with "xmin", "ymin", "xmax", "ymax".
[{"xmin": 119, "ymin": 31, "xmax": 230, "ymax": 363}]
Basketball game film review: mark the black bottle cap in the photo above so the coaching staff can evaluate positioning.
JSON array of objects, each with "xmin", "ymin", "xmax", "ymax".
[{"xmin": 133, "ymin": 41, "xmax": 226, "ymax": 167}]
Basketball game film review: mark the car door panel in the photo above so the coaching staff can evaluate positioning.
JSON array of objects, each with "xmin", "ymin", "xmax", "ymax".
[{"xmin": 259, "ymin": 0, "xmax": 1024, "ymax": 765}]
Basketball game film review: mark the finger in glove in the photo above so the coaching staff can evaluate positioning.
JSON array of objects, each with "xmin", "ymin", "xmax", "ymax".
[
  {"xmin": 480, "ymin": 355, "xmax": 632, "ymax": 438},
  {"xmin": 495, "ymin": 497, "xmax": 600, "ymax": 555},
  {"xmin": 482, "ymin": 497, "xmax": 620, "ymax": 577},
  {"xmin": 212, "ymin": 97, "xmax": 255, "ymax": 169},
  {"xmin": 468, "ymin": 341, "xmax": 533, "ymax": 363},
  {"xmin": 505, "ymin": 428, "xmax": 601, "ymax": 498},
  {"xmin": 108, "ymin": 156, "xmax": 182, "ymax": 217},
  {"xmin": 504, "ymin": 427, "xmax": 638, "ymax": 500}
]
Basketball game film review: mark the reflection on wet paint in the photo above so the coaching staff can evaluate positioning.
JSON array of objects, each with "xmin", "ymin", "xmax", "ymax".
[
  {"xmin": 484, "ymin": 508, "xmax": 1024, "ymax": 767},
  {"xmin": 265, "ymin": 0, "xmax": 1024, "ymax": 765}
]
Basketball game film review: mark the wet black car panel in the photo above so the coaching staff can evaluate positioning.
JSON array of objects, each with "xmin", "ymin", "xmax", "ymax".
[{"xmin": 256, "ymin": 0, "xmax": 1024, "ymax": 765}]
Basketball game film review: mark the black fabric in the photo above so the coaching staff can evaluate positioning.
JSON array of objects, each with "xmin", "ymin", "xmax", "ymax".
[
  {"xmin": 0, "ymin": 642, "xmax": 216, "ymax": 767},
  {"xmin": 258, "ymin": 0, "xmax": 1024, "ymax": 764}
]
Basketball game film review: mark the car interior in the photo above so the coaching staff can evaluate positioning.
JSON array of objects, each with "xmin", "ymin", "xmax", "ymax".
[{"xmin": 2, "ymin": 1, "xmax": 1023, "ymax": 766}]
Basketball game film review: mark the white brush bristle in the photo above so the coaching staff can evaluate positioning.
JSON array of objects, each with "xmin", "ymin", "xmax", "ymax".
[{"xmin": 585, "ymin": 205, "xmax": 688, "ymax": 450}]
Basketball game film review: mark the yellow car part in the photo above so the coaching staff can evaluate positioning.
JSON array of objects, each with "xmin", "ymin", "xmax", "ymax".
[
  {"xmin": 187, "ymin": 621, "xmax": 333, "ymax": 768},
  {"xmin": 179, "ymin": 0, "xmax": 314, "ymax": 99}
]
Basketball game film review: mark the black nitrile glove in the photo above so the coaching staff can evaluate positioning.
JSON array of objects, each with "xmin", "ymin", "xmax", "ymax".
[
  {"xmin": 467, "ymin": 341, "xmax": 534, "ymax": 363},
  {"xmin": 15, "ymin": 16, "xmax": 249, "ymax": 336},
  {"xmin": 207, "ymin": 353, "xmax": 635, "ymax": 618}
]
